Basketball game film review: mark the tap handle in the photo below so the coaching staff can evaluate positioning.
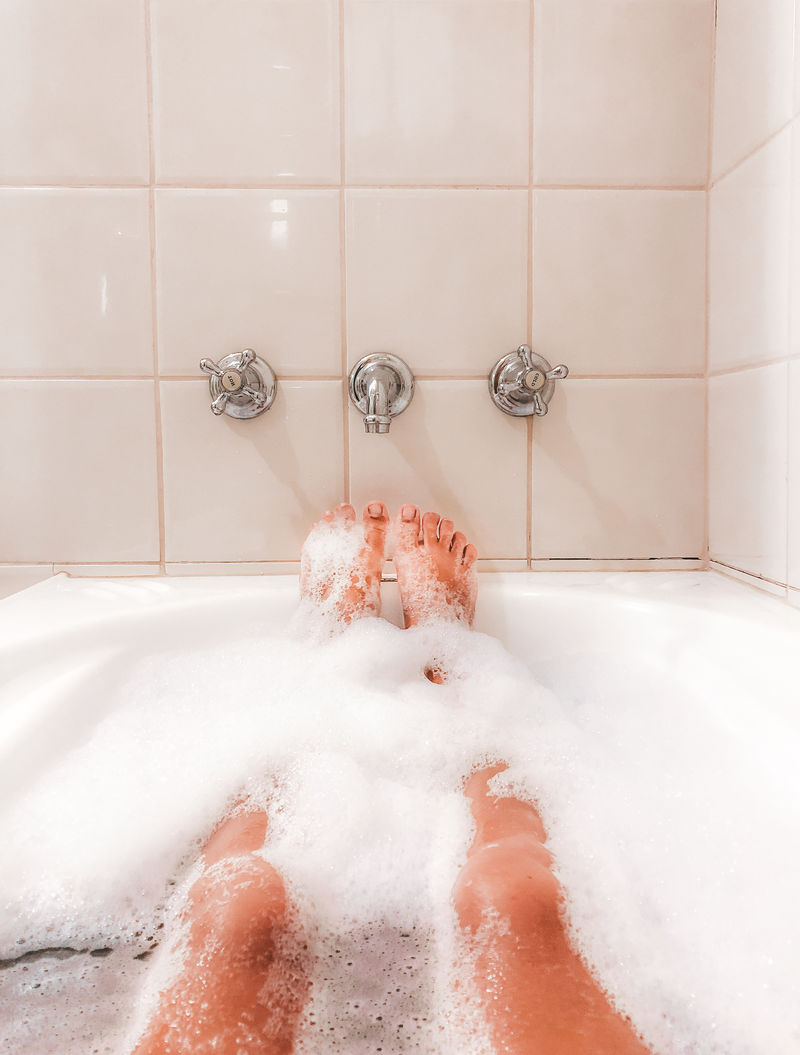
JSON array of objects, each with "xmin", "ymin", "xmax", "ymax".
[
  {"xmin": 199, "ymin": 350, "xmax": 277, "ymax": 420},
  {"xmin": 489, "ymin": 345, "xmax": 569, "ymax": 417}
]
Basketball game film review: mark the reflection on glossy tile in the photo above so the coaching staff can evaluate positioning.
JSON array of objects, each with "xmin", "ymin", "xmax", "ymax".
[
  {"xmin": 533, "ymin": 190, "xmax": 706, "ymax": 374},
  {"xmin": 532, "ymin": 380, "xmax": 704, "ymax": 558},
  {"xmin": 788, "ymin": 360, "xmax": 800, "ymax": 589},
  {"xmin": 161, "ymin": 381, "xmax": 344, "ymax": 561},
  {"xmin": 0, "ymin": 381, "xmax": 159, "ymax": 562},
  {"xmin": 533, "ymin": 0, "xmax": 712, "ymax": 186},
  {"xmin": 346, "ymin": 0, "xmax": 529, "ymax": 184},
  {"xmin": 349, "ymin": 382, "xmax": 527, "ymax": 559},
  {"xmin": 709, "ymin": 365, "xmax": 788, "ymax": 583},
  {"xmin": 0, "ymin": 0, "xmax": 148, "ymax": 183},
  {"xmin": 709, "ymin": 131, "xmax": 792, "ymax": 371},
  {"xmin": 157, "ymin": 191, "xmax": 340, "ymax": 376},
  {"xmin": 153, "ymin": 0, "xmax": 339, "ymax": 183},
  {"xmin": 712, "ymin": 0, "xmax": 795, "ymax": 179},
  {"xmin": 346, "ymin": 190, "xmax": 527, "ymax": 375},
  {"xmin": 0, "ymin": 190, "xmax": 152, "ymax": 376}
]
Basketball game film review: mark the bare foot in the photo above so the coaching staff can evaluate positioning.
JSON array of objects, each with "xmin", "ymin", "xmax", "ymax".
[
  {"xmin": 300, "ymin": 501, "xmax": 389, "ymax": 625},
  {"xmin": 454, "ymin": 764, "xmax": 651, "ymax": 1055},
  {"xmin": 392, "ymin": 505, "xmax": 477, "ymax": 629}
]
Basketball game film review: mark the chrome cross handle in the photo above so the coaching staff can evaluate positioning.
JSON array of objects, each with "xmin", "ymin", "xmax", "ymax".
[
  {"xmin": 489, "ymin": 345, "xmax": 568, "ymax": 417},
  {"xmin": 199, "ymin": 349, "xmax": 277, "ymax": 419}
]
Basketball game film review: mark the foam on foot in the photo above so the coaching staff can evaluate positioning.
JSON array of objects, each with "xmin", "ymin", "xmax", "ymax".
[
  {"xmin": 297, "ymin": 503, "xmax": 389, "ymax": 631},
  {"xmin": 392, "ymin": 506, "xmax": 478, "ymax": 629}
]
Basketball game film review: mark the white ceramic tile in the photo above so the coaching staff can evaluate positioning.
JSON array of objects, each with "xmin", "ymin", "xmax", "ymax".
[
  {"xmin": 709, "ymin": 129, "xmax": 793, "ymax": 371},
  {"xmin": 0, "ymin": 566, "xmax": 53, "ymax": 601},
  {"xmin": 53, "ymin": 564, "xmax": 162, "ymax": 577},
  {"xmin": 349, "ymin": 382, "xmax": 527, "ymax": 559},
  {"xmin": 533, "ymin": 190, "xmax": 706, "ymax": 375},
  {"xmin": 0, "ymin": 0, "xmax": 148, "ymax": 183},
  {"xmin": 712, "ymin": 0, "xmax": 796, "ymax": 179},
  {"xmin": 166, "ymin": 562, "xmax": 301, "ymax": 575},
  {"xmin": 533, "ymin": 0, "xmax": 713, "ymax": 187},
  {"xmin": 161, "ymin": 381, "xmax": 344, "ymax": 562},
  {"xmin": 788, "ymin": 360, "xmax": 800, "ymax": 589},
  {"xmin": 708, "ymin": 365, "xmax": 788, "ymax": 583},
  {"xmin": 0, "ymin": 381, "xmax": 159, "ymax": 563},
  {"xmin": 532, "ymin": 379, "xmax": 705, "ymax": 559},
  {"xmin": 156, "ymin": 191, "xmax": 340, "ymax": 376},
  {"xmin": 346, "ymin": 190, "xmax": 527, "ymax": 376},
  {"xmin": 153, "ymin": 0, "xmax": 339, "ymax": 183},
  {"xmin": 0, "ymin": 190, "xmax": 152, "ymax": 377},
  {"xmin": 789, "ymin": 588, "xmax": 800, "ymax": 609},
  {"xmin": 346, "ymin": 0, "xmax": 529, "ymax": 185}
]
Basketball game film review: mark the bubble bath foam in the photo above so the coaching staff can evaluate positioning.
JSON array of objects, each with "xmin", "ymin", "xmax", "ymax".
[{"xmin": 0, "ymin": 571, "xmax": 799, "ymax": 1055}]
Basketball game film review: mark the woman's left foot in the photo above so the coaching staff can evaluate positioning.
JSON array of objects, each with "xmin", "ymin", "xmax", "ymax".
[{"xmin": 300, "ymin": 502, "xmax": 390, "ymax": 624}]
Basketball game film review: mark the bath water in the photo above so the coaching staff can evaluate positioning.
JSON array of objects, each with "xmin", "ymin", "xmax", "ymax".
[{"xmin": 0, "ymin": 553, "xmax": 799, "ymax": 1052}]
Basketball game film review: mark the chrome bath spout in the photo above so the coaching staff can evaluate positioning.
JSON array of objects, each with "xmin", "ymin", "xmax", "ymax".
[{"xmin": 349, "ymin": 353, "xmax": 414, "ymax": 434}]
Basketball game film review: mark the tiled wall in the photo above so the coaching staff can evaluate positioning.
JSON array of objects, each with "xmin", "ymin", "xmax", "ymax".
[
  {"xmin": 707, "ymin": 0, "xmax": 800, "ymax": 605},
  {"xmin": 1, "ymin": 0, "xmax": 719, "ymax": 579}
]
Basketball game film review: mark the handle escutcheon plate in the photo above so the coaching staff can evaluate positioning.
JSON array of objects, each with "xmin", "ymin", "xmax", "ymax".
[
  {"xmin": 489, "ymin": 346, "xmax": 569, "ymax": 417},
  {"xmin": 199, "ymin": 349, "xmax": 276, "ymax": 419}
]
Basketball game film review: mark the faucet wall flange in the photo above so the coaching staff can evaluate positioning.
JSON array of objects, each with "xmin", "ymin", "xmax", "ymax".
[
  {"xmin": 199, "ymin": 349, "xmax": 276, "ymax": 419},
  {"xmin": 349, "ymin": 353, "xmax": 414, "ymax": 434},
  {"xmin": 489, "ymin": 346, "xmax": 568, "ymax": 417}
]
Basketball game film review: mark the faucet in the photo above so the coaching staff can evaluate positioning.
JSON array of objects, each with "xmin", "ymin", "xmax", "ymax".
[{"xmin": 349, "ymin": 353, "xmax": 415, "ymax": 434}]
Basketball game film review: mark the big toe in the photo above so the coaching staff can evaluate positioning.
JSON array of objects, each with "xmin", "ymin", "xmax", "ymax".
[
  {"xmin": 395, "ymin": 504, "xmax": 421, "ymax": 551},
  {"xmin": 335, "ymin": 503, "xmax": 356, "ymax": 523}
]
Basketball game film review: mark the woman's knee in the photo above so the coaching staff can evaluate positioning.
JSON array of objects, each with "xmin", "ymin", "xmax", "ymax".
[
  {"xmin": 190, "ymin": 857, "xmax": 289, "ymax": 956},
  {"xmin": 454, "ymin": 836, "xmax": 562, "ymax": 939}
]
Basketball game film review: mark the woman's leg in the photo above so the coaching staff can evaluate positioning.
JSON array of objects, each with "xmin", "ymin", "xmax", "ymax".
[
  {"xmin": 132, "ymin": 502, "xmax": 391, "ymax": 1055},
  {"xmin": 453, "ymin": 764, "xmax": 651, "ymax": 1055},
  {"xmin": 131, "ymin": 806, "xmax": 309, "ymax": 1055}
]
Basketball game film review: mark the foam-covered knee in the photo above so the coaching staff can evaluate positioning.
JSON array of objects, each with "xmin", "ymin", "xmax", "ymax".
[
  {"xmin": 191, "ymin": 857, "xmax": 289, "ymax": 956},
  {"xmin": 454, "ymin": 835, "xmax": 562, "ymax": 941}
]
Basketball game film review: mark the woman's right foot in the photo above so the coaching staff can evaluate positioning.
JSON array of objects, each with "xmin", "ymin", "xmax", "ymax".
[{"xmin": 392, "ymin": 505, "xmax": 478, "ymax": 629}]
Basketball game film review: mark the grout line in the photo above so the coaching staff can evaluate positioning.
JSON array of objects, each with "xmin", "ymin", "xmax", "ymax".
[
  {"xmin": 0, "ymin": 372, "xmax": 711, "ymax": 383},
  {"xmin": 710, "ymin": 559, "xmax": 791, "ymax": 593},
  {"xmin": 0, "ymin": 182, "xmax": 709, "ymax": 193},
  {"xmin": 708, "ymin": 357, "xmax": 789, "ymax": 378},
  {"xmin": 526, "ymin": 0, "xmax": 535, "ymax": 569},
  {"xmin": 338, "ymin": 0, "xmax": 350, "ymax": 504},
  {"xmin": 703, "ymin": 0, "xmax": 718, "ymax": 570},
  {"xmin": 144, "ymin": 0, "xmax": 166, "ymax": 575},
  {"xmin": 709, "ymin": 116, "xmax": 794, "ymax": 188}
]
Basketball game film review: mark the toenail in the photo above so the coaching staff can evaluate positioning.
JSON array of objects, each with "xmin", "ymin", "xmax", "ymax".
[
  {"xmin": 402, "ymin": 505, "xmax": 416, "ymax": 521},
  {"xmin": 368, "ymin": 502, "xmax": 383, "ymax": 517}
]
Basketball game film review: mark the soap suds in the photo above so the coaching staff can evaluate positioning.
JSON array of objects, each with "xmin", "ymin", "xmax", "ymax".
[{"xmin": 1, "ymin": 569, "xmax": 799, "ymax": 1053}]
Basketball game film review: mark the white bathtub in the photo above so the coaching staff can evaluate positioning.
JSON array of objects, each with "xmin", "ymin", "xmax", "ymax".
[{"xmin": 1, "ymin": 569, "xmax": 799, "ymax": 1055}]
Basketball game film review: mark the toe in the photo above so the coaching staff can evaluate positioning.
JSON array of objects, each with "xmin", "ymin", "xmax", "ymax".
[
  {"xmin": 363, "ymin": 501, "xmax": 389, "ymax": 553},
  {"xmin": 438, "ymin": 519, "xmax": 455, "ymax": 549},
  {"xmin": 395, "ymin": 504, "xmax": 421, "ymax": 549},
  {"xmin": 450, "ymin": 531, "xmax": 466, "ymax": 555},
  {"xmin": 337, "ymin": 503, "xmax": 356, "ymax": 522},
  {"xmin": 462, "ymin": 543, "xmax": 477, "ymax": 566},
  {"xmin": 421, "ymin": 512, "xmax": 440, "ymax": 547}
]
